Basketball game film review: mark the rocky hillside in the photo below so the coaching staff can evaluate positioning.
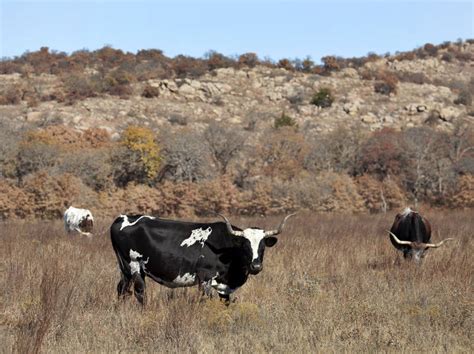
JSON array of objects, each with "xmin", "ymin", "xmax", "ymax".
[{"xmin": 0, "ymin": 42, "xmax": 472, "ymax": 136}]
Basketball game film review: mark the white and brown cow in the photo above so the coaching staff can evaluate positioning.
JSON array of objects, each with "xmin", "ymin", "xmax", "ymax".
[{"xmin": 64, "ymin": 206, "xmax": 94, "ymax": 237}]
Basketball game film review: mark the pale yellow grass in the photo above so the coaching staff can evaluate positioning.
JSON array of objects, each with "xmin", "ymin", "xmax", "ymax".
[{"xmin": 0, "ymin": 211, "xmax": 472, "ymax": 353}]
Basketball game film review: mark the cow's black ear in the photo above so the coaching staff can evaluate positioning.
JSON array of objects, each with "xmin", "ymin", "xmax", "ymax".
[{"xmin": 264, "ymin": 236, "xmax": 278, "ymax": 247}]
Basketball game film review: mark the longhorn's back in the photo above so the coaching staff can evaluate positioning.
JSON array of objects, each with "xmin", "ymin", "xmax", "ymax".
[{"xmin": 390, "ymin": 207, "xmax": 431, "ymax": 247}]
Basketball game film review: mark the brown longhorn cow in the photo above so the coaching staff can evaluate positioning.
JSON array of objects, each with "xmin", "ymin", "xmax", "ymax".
[{"xmin": 388, "ymin": 207, "xmax": 453, "ymax": 262}]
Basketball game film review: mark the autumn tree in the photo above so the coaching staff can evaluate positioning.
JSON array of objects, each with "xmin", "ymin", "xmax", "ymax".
[
  {"xmin": 113, "ymin": 126, "xmax": 161, "ymax": 186},
  {"xmin": 257, "ymin": 127, "xmax": 309, "ymax": 181},
  {"xmin": 356, "ymin": 128, "xmax": 407, "ymax": 179}
]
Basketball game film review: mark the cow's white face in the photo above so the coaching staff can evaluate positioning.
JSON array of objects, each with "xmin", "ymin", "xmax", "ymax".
[{"xmin": 240, "ymin": 228, "xmax": 278, "ymax": 275}]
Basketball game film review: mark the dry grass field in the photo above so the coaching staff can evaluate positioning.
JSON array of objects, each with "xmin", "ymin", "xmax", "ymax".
[{"xmin": 1, "ymin": 210, "xmax": 472, "ymax": 353}]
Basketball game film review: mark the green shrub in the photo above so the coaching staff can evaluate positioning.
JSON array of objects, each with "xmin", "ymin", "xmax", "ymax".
[
  {"xmin": 454, "ymin": 90, "xmax": 472, "ymax": 106},
  {"xmin": 274, "ymin": 112, "xmax": 298, "ymax": 129},
  {"xmin": 311, "ymin": 88, "xmax": 334, "ymax": 108}
]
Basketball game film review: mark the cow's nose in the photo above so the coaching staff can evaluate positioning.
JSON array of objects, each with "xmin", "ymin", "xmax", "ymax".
[{"xmin": 250, "ymin": 263, "xmax": 262, "ymax": 272}]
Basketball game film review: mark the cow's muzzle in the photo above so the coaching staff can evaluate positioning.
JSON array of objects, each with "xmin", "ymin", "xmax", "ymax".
[{"xmin": 249, "ymin": 262, "xmax": 263, "ymax": 274}]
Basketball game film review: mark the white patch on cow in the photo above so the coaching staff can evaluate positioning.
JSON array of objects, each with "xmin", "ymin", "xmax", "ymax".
[
  {"xmin": 129, "ymin": 249, "xmax": 148, "ymax": 275},
  {"xmin": 242, "ymin": 228, "xmax": 266, "ymax": 261},
  {"xmin": 173, "ymin": 273, "xmax": 196, "ymax": 286},
  {"xmin": 401, "ymin": 207, "xmax": 413, "ymax": 217},
  {"xmin": 180, "ymin": 227, "xmax": 212, "ymax": 248},
  {"xmin": 120, "ymin": 215, "xmax": 156, "ymax": 230},
  {"xmin": 209, "ymin": 274, "xmax": 235, "ymax": 295}
]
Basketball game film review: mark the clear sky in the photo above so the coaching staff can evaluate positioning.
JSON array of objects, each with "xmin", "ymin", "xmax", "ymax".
[{"xmin": 1, "ymin": 0, "xmax": 472, "ymax": 62}]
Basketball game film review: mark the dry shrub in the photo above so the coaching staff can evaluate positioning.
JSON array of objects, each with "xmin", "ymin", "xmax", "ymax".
[
  {"xmin": 156, "ymin": 181, "xmax": 199, "ymax": 217},
  {"xmin": 25, "ymin": 125, "xmax": 111, "ymax": 149},
  {"xmin": 16, "ymin": 126, "xmax": 112, "ymax": 181},
  {"xmin": 357, "ymin": 128, "xmax": 406, "ymax": 178},
  {"xmin": 252, "ymin": 173, "xmax": 365, "ymax": 214},
  {"xmin": 0, "ymin": 85, "xmax": 24, "ymax": 105},
  {"xmin": 257, "ymin": 127, "xmax": 309, "ymax": 181},
  {"xmin": 22, "ymin": 171, "xmax": 95, "ymax": 219},
  {"xmin": 312, "ymin": 172, "xmax": 365, "ymax": 212},
  {"xmin": 449, "ymin": 174, "xmax": 474, "ymax": 208},
  {"xmin": 277, "ymin": 58, "xmax": 294, "ymax": 71},
  {"xmin": 172, "ymin": 55, "xmax": 208, "ymax": 78},
  {"xmin": 194, "ymin": 177, "xmax": 240, "ymax": 215},
  {"xmin": 141, "ymin": 84, "xmax": 160, "ymax": 98},
  {"xmin": 103, "ymin": 70, "xmax": 134, "ymax": 97},
  {"xmin": 374, "ymin": 70, "xmax": 399, "ymax": 95},
  {"xmin": 238, "ymin": 52, "xmax": 259, "ymax": 68},
  {"xmin": 62, "ymin": 74, "xmax": 99, "ymax": 103},
  {"xmin": 0, "ymin": 179, "xmax": 30, "ymax": 219},
  {"xmin": 236, "ymin": 182, "xmax": 277, "ymax": 216},
  {"xmin": 355, "ymin": 175, "xmax": 406, "ymax": 213},
  {"xmin": 59, "ymin": 148, "xmax": 113, "ymax": 191}
]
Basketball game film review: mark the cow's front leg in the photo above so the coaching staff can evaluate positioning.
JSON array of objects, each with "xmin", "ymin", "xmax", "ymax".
[{"xmin": 117, "ymin": 273, "xmax": 133, "ymax": 299}]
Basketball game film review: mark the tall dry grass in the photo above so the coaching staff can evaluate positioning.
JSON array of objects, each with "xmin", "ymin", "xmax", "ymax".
[{"xmin": 0, "ymin": 211, "xmax": 472, "ymax": 352}]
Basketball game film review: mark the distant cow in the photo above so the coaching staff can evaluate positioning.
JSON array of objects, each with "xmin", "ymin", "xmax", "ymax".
[
  {"xmin": 110, "ymin": 213, "xmax": 295, "ymax": 304},
  {"xmin": 64, "ymin": 206, "xmax": 94, "ymax": 237},
  {"xmin": 388, "ymin": 207, "xmax": 453, "ymax": 262}
]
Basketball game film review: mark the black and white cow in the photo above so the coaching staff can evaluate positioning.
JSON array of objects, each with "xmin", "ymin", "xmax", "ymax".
[
  {"xmin": 110, "ymin": 213, "xmax": 295, "ymax": 304},
  {"xmin": 388, "ymin": 207, "xmax": 453, "ymax": 262},
  {"xmin": 64, "ymin": 206, "xmax": 94, "ymax": 237}
]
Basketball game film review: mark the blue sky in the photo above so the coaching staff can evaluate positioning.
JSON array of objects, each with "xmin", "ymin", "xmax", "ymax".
[{"xmin": 1, "ymin": 1, "xmax": 472, "ymax": 62}]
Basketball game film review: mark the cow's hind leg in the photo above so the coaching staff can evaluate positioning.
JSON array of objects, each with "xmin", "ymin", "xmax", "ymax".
[
  {"xmin": 132, "ymin": 273, "xmax": 146, "ymax": 305},
  {"xmin": 117, "ymin": 273, "xmax": 132, "ymax": 299}
]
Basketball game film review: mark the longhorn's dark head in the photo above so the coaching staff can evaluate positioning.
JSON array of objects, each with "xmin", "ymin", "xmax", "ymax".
[{"xmin": 218, "ymin": 214, "xmax": 296, "ymax": 275}]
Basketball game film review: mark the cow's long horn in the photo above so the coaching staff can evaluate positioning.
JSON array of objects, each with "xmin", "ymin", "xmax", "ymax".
[
  {"xmin": 388, "ymin": 231, "xmax": 413, "ymax": 246},
  {"xmin": 265, "ymin": 213, "xmax": 297, "ymax": 237},
  {"xmin": 424, "ymin": 238, "xmax": 454, "ymax": 248},
  {"xmin": 217, "ymin": 214, "xmax": 243, "ymax": 236}
]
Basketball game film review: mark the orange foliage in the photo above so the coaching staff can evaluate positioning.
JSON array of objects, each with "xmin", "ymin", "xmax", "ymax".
[
  {"xmin": 449, "ymin": 175, "xmax": 474, "ymax": 208},
  {"xmin": 355, "ymin": 175, "xmax": 406, "ymax": 213}
]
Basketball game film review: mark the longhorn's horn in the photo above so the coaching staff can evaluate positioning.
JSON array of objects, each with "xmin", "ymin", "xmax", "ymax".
[
  {"xmin": 388, "ymin": 231, "xmax": 413, "ymax": 246},
  {"xmin": 424, "ymin": 238, "xmax": 454, "ymax": 248},
  {"xmin": 217, "ymin": 214, "xmax": 243, "ymax": 236},
  {"xmin": 264, "ymin": 213, "xmax": 297, "ymax": 237}
]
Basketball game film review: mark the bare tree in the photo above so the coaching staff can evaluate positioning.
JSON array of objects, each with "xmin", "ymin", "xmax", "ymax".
[
  {"xmin": 203, "ymin": 122, "xmax": 247, "ymax": 174},
  {"xmin": 160, "ymin": 129, "xmax": 215, "ymax": 182}
]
